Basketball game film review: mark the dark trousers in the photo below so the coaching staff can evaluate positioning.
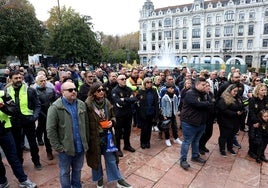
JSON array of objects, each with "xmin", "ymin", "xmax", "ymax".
[
  {"xmin": 115, "ymin": 115, "xmax": 132, "ymax": 151},
  {"xmin": 248, "ymin": 127, "xmax": 259, "ymax": 156},
  {"xmin": 199, "ymin": 115, "xmax": 214, "ymax": 149},
  {"xmin": 37, "ymin": 115, "xmax": 52, "ymax": 153},
  {"xmin": 164, "ymin": 115, "xmax": 178, "ymax": 140},
  {"xmin": 11, "ymin": 121, "xmax": 40, "ymax": 165},
  {"xmin": 218, "ymin": 125, "xmax": 236, "ymax": 151},
  {"xmin": 140, "ymin": 115, "xmax": 154, "ymax": 145},
  {"xmin": 0, "ymin": 132, "xmax": 27, "ymax": 183}
]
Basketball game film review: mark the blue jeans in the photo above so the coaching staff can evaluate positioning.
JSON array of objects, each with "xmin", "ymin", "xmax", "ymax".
[
  {"xmin": 58, "ymin": 152, "xmax": 84, "ymax": 188},
  {"xmin": 0, "ymin": 132, "xmax": 27, "ymax": 183},
  {"xmin": 180, "ymin": 122, "xmax": 206, "ymax": 161},
  {"xmin": 92, "ymin": 147, "xmax": 122, "ymax": 183}
]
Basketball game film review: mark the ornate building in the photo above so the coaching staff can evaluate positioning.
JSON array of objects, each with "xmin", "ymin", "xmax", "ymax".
[{"xmin": 138, "ymin": 0, "xmax": 268, "ymax": 70}]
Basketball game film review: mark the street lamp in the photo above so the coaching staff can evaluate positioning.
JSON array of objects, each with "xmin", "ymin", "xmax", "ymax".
[{"xmin": 263, "ymin": 54, "xmax": 268, "ymax": 75}]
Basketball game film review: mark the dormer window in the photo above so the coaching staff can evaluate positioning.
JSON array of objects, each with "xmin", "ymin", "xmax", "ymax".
[{"xmin": 183, "ymin": 7, "xmax": 188, "ymax": 12}]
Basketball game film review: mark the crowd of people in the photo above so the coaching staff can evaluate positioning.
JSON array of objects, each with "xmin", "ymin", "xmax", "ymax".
[{"xmin": 1, "ymin": 62, "xmax": 268, "ymax": 187}]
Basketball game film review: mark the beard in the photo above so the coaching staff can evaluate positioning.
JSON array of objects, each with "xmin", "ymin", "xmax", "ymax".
[{"xmin": 13, "ymin": 81, "xmax": 22, "ymax": 88}]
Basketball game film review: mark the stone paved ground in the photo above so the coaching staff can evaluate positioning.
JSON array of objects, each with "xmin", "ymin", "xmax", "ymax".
[{"xmin": 3, "ymin": 123, "xmax": 268, "ymax": 188}]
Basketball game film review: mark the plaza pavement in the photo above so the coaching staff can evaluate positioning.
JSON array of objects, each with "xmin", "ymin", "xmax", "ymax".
[{"xmin": 3, "ymin": 123, "xmax": 268, "ymax": 188}]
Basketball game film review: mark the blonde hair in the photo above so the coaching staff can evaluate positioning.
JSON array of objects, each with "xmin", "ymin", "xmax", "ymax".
[
  {"xmin": 221, "ymin": 84, "xmax": 238, "ymax": 105},
  {"xmin": 253, "ymin": 83, "xmax": 267, "ymax": 97}
]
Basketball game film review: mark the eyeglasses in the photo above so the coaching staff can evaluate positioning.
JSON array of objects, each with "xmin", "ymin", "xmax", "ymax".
[
  {"xmin": 64, "ymin": 88, "xmax": 77, "ymax": 92},
  {"xmin": 119, "ymin": 78, "xmax": 126, "ymax": 81},
  {"xmin": 39, "ymin": 80, "xmax": 46, "ymax": 82},
  {"xmin": 96, "ymin": 88, "xmax": 105, "ymax": 93},
  {"xmin": 146, "ymin": 81, "xmax": 152, "ymax": 83}
]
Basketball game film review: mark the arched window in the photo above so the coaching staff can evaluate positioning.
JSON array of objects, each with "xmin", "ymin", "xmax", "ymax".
[
  {"xmin": 224, "ymin": 10, "xmax": 234, "ymax": 21},
  {"xmin": 164, "ymin": 18, "xmax": 171, "ymax": 27}
]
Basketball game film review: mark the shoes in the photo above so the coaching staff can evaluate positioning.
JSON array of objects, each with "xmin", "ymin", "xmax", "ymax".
[
  {"xmin": 174, "ymin": 138, "xmax": 182, "ymax": 145},
  {"xmin": 141, "ymin": 144, "xmax": 146, "ymax": 149},
  {"xmin": 97, "ymin": 178, "xmax": 103, "ymax": 188},
  {"xmin": 260, "ymin": 156, "xmax": 268, "ymax": 162},
  {"xmin": 0, "ymin": 181, "xmax": 9, "ymax": 188},
  {"xmin": 37, "ymin": 139, "xmax": 44, "ymax": 146},
  {"xmin": 180, "ymin": 160, "xmax": 190, "ymax": 170},
  {"xmin": 19, "ymin": 178, "xmax": 37, "ymax": 188},
  {"xmin": 202, "ymin": 147, "xmax": 209, "ymax": 153},
  {"xmin": 153, "ymin": 126, "xmax": 159, "ymax": 132},
  {"xmin": 165, "ymin": 139, "xmax": 172, "ymax": 147},
  {"xmin": 248, "ymin": 151, "xmax": 257, "ymax": 159},
  {"xmin": 34, "ymin": 163, "xmax": 42, "ymax": 170},
  {"xmin": 233, "ymin": 142, "xmax": 241, "ymax": 149},
  {"xmin": 199, "ymin": 149, "xmax": 205, "ymax": 155},
  {"xmin": 117, "ymin": 179, "xmax": 132, "ymax": 188},
  {"xmin": 47, "ymin": 152, "xmax": 53, "ymax": 160},
  {"xmin": 117, "ymin": 150, "xmax": 124, "ymax": 157},
  {"xmin": 228, "ymin": 149, "xmax": 236, "ymax": 156},
  {"xmin": 123, "ymin": 146, "xmax": 135, "ymax": 152},
  {"xmin": 191, "ymin": 156, "xmax": 206, "ymax": 164},
  {"xmin": 256, "ymin": 158, "xmax": 262, "ymax": 163},
  {"xmin": 145, "ymin": 143, "xmax": 150, "ymax": 148},
  {"xmin": 22, "ymin": 146, "xmax": 30, "ymax": 152},
  {"xmin": 220, "ymin": 151, "xmax": 227, "ymax": 157}
]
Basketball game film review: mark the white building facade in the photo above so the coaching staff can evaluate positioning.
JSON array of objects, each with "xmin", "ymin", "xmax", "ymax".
[{"xmin": 138, "ymin": 0, "xmax": 268, "ymax": 70}]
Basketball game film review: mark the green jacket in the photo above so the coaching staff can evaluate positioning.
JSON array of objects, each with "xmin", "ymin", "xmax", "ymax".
[{"xmin": 46, "ymin": 98, "xmax": 89, "ymax": 156}]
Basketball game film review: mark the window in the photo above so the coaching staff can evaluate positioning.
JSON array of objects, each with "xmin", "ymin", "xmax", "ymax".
[
  {"xmin": 265, "ymin": 9, "xmax": 268, "ymax": 17},
  {"xmin": 249, "ymin": 10, "xmax": 255, "ymax": 19},
  {"xmin": 239, "ymin": 12, "xmax": 245, "ymax": 20},
  {"xmin": 142, "ymin": 22, "xmax": 147, "ymax": 29},
  {"xmin": 206, "ymin": 41, "xmax": 211, "ymax": 49},
  {"xmin": 143, "ymin": 33, "xmax": 146, "ymax": 42},
  {"xmin": 159, "ymin": 20, "xmax": 162, "ymax": 27},
  {"xmin": 176, "ymin": 18, "xmax": 180, "ymax": 26},
  {"xmin": 237, "ymin": 40, "xmax": 243, "ymax": 49},
  {"xmin": 192, "ymin": 29, "xmax": 200, "ymax": 38},
  {"xmin": 152, "ymin": 33, "xmax": 155, "ymax": 41},
  {"xmin": 248, "ymin": 25, "xmax": 254, "ymax": 35},
  {"xmin": 223, "ymin": 40, "xmax": 233, "ymax": 49},
  {"xmin": 264, "ymin": 23, "xmax": 268, "ymax": 34},
  {"xmin": 192, "ymin": 42, "xmax": 200, "ymax": 49},
  {"xmin": 207, "ymin": 15, "xmax": 212, "ymax": 23},
  {"xmin": 183, "ymin": 42, "xmax": 187, "ymax": 49},
  {"xmin": 224, "ymin": 26, "xmax": 234, "ymax": 36},
  {"xmin": 238, "ymin": 25, "xmax": 244, "ymax": 36},
  {"xmin": 164, "ymin": 31, "xmax": 172, "ymax": 39},
  {"xmin": 215, "ymin": 41, "xmax": 220, "ymax": 49},
  {"xmin": 152, "ymin": 21, "xmax": 155, "ymax": 28},
  {"xmin": 192, "ymin": 16, "xmax": 201, "ymax": 25},
  {"xmin": 207, "ymin": 28, "xmax": 211, "ymax": 38},
  {"xmin": 175, "ymin": 30, "xmax": 179, "ymax": 39},
  {"xmin": 175, "ymin": 43, "xmax": 179, "ymax": 50},
  {"xmin": 215, "ymin": 27, "xmax": 220, "ymax": 37},
  {"xmin": 247, "ymin": 39, "xmax": 253, "ymax": 49},
  {"xmin": 164, "ymin": 18, "xmax": 171, "ymax": 27},
  {"xmin": 263, "ymin": 39, "xmax": 268, "ymax": 47},
  {"xmin": 216, "ymin": 14, "xmax": 221, "ymax": 22},
  {"xmin": 183, "ymin": 30, "xmax": 187, "ymax": 39},
  {"xmin": 224, "ymin": 10, "xmax": 234, "ymax": 21},
  {"xmin": 158, "ymin": 32, "xmax": 162, "ymax": 40},
  {"xmin": 183, "ymin": 17, "xmax": 187, "ymax": 25},
  {"xmin": 143, "ymin": 44, "xmax": 146, "ymax": 51},
  {"xmin": 152, "ymin": 44, "xmax": 155, "ymax": 51}
]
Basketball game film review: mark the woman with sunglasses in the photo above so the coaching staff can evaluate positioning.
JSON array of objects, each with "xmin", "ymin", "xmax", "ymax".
[
  {"xmin": 85, "ymin": 82, "xmax": 132, "ymax": 188},
  {"xmin": 136, "ymin": 77, "xmax": 159, "ymax": 149}
]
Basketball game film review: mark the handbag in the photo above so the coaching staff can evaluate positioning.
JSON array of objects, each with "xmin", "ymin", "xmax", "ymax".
[
  {"xmin": 160, "ymin": 119, "xmax": 171, "ymax": 130},
  {"xmin": 106, "ymin": 130, "xmax": 118, "ymax": 152}
]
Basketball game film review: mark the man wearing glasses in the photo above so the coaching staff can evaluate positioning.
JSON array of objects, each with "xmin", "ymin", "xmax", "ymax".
[
  {"xmin": 112, "ymin": 75, "xmax": 137, "ymax": 157},
  {"xmin": 47, "ymin": 82, "xmax": 89, "ymax": 188}
]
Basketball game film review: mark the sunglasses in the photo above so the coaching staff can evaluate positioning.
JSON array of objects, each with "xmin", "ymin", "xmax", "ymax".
[
  {"xmin": 39, "ymin": 80, "xmax": 46, "ymax": 82},
  {"xmin": 119, "ymin": 78, "xmax": 126, "ymax": 81},
  {"xmin": 96, "ymin": 88, "xmax": 105, "ymax": 93},
  {"xmin": 64, "ymin": 88, "xmax": 77, "ymax": 92},
  {"xmin": 255, "ymin": 80, "xmax": 261, "ymax": 82},
  {"xmin": 146, "ymin": 81, "xmax": 152, "ymax": 83}
]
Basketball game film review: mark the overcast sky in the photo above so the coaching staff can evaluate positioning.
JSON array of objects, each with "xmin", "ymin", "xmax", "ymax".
[{"xmin": 28, "ymin": 0, "xmax": 194, "ymax": 35}]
